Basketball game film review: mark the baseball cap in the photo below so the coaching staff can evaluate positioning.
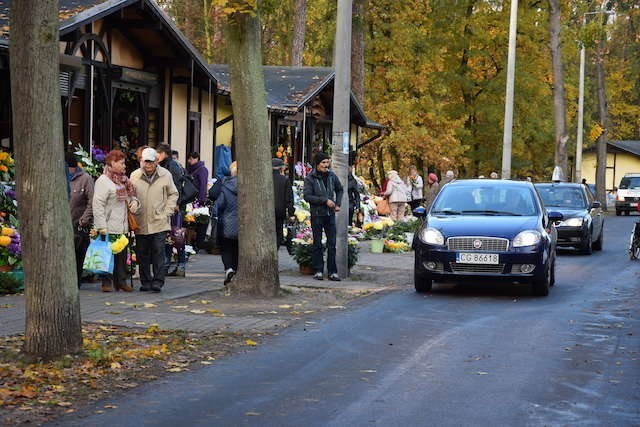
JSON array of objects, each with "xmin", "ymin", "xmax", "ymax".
[{"xmin": 141, "ymin": 147, "xmax": 157, "ymax": 162}]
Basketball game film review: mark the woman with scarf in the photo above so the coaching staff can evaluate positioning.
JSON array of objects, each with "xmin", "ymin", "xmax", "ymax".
[{"xmin": 93, "ymin": 149, "xmax": 140, "ymax": 292}]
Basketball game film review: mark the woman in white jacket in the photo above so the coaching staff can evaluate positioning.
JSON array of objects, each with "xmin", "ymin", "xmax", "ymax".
[
  {"xmin": 93, "ymin": 150, "xmax": 140, "ymax": 292},
  {"xmin": 384, "ymin": 170, "xmax": 409, "ymax": 220},
  {"xmin": 405, "ymin": 165, "xmax": 424, "ymax": 210}
]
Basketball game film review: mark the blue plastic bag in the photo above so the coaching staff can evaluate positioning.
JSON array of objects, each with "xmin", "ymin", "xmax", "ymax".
[{"xmin": 82, "ymin": 236, "xmax": 114, "ymax": 275}]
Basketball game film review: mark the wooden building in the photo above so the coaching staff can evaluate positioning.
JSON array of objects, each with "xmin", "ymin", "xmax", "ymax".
[
  {"xmin": 210, "ymin": 65, "xmax": 384, "ymax": 176},
  {"xmin": 582, "ymin": 141, "xmax": 640, "ymax": 190},
  {"xmin": 0, "ymin": 0, "xmax": 218, "ymax": 172}
]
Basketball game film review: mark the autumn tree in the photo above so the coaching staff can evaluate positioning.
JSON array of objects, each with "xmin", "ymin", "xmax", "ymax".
[
  {"xmin": 10, "ymin": 0, "xmax": 82, "ymax": 358},
  {"xmin": 291, "ymin": 0, "xmax": 306, "ymax": 66},
  {"xmin": 222, "ymin": 0, "xmax": 280, "ymax": 297},
  {"xmin": 549, "ymin": 0, "xmax": 569, "ymax": 180}
]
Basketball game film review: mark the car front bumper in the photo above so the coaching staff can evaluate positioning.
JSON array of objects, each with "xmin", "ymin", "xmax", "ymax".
[
  {"xmin": 555, "ymin": 226, "xmax": 588, "ymax": 248},
  {"xmin": 415, "ymin": 244, "xmax": 548, "ymax": 284}
]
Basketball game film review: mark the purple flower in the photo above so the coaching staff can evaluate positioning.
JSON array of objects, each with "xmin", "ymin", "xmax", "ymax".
[
  {"xmin": 4, "ymin": 189, "xmax": 16, "ymax": 200},
  {"xmin": 8, "ymin": 242, "xmax": 21, "ymax": 256},
  {"xmin": 92, "ymin": 147, "xmax": 107, "ymax": 162}
]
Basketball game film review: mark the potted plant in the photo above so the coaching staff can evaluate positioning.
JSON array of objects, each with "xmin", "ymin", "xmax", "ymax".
[
  {"xmin": 291, "ymin": 228, "xmax": 360, "ymax": 273},
  {"xmin": 362, "ymin": 218, "xmax": 394, "ymax": 253}
]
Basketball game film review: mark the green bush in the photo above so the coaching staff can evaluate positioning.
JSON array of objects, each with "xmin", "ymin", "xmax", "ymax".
[{"xmin": 0, "ymin": 271, "xmax": 24, "ymax": 295}]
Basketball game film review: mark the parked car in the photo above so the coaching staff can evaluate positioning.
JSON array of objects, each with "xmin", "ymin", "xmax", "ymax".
[
  {"xmin": 413, "ymin": 179, "xmax": 560, "ymax": 296},
  {"xmin": 615, "ymin": 173, "xmax": 640, "ymax": 216},
  {"xmin": 535, "ymin": 182, "xmax": 604, "ymax": 254}
]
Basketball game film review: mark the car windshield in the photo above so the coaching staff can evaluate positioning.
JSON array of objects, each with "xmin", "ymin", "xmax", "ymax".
[
  {"xmin": 619, "ymin": 176, "xmax": 640, "ymax": 189},
  {"xmin": 432, "ymin": 185, "xmax": 537, "ymax": 216},
  {"xmin": 536, "ymin": 186, "xmax": 586, "ymax": 209}
]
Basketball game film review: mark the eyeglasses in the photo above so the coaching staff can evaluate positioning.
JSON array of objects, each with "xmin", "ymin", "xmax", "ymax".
[{"xmin": 144, "ymin": 160, "xmax": 155, "ymax": 163}]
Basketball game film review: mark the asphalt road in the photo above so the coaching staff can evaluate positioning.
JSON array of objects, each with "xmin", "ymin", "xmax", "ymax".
[{"xmin": 53, "ymin": 215, "xmax": 640, "ymax": 427}]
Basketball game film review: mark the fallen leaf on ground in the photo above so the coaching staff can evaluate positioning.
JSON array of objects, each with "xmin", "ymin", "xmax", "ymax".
[
  {"xmin": 143, "ymin": 303, "xmax": 156, "ymax": 308},
  {"xmin": 190, "ymin": 309, "xmax": 206, "ymax": 314},
  {"xmin": 245, "ymin": 340, "xmax": 258, "ymax": 346}
]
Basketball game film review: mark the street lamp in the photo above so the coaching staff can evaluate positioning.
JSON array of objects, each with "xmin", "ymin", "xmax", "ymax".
[{"xmin": 575, "ymin": 10, "xmax": 616, "ymax": 183}]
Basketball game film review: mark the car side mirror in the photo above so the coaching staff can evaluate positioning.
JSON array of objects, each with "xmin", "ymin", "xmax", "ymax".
[
  {"xmin": 548, "ymin": 211, "xmax": 563, "ymax": 222},
  {"xmin": 413, "ymin": 206, "xmax": 426, "ymax": 218},
  {"xmin": 591, "ymin": 201, "xmax": 601, "ymax": 209}
]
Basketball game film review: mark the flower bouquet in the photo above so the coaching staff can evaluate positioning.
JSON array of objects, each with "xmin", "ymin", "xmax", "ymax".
[
  {"xmin": 362, "ymin": 217, "xmax": 394, "ymax": 240},
  {"xmin": 73, "ymin": 145, "xmax": 105, "ymax": 178},
  {"xmin": 185, "ymin": 203, "xmax": 210, "ymax": 225},
  {"xmin": 0, "ymin": 151, "xmax": 15, "ymax": 182},
  {"xmin": 0, "ymin": 225, "xmax": 22, "ymax": 271}
]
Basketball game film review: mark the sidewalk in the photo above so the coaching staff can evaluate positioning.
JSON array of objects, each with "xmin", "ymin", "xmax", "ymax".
[{"xmin": 0, "ymin": 244, "xmax": 413, "ymax": 336}]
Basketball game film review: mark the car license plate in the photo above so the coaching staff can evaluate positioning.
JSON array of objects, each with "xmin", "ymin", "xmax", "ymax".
[{"xmin": 456, "ymin": 253, "xmax": 499, "ymax": 264}]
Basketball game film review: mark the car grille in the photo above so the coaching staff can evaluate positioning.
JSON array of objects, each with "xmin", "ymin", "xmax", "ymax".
[
  {"xmin": 625, "ymin": 196, "xmax": 639, "ymax": 202},
  {"xmin": 447, "ymin": 237, "xmax": 509, "ymax": 252},
  {"xmin": 450, "ymin": 263, "xmax": 506, "ymax": 274}
]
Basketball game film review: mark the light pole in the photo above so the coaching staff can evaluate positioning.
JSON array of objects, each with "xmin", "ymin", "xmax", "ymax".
[
  {"xmin": 575, "ymin": 10, "xmax": 616, "ymax": 184},
  {"xmin": 501, "ymin": 0, "xmax": 518, "ymax": 180}
]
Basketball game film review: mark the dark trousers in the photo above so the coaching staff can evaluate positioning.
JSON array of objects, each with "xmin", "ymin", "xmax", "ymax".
[
  {"xmin": 195, "ymin": 222, "xmax": 208, "ymax": 251},
  {"xmin": 110, "ymin": 250, "xmax": 128, "ymax": 286},
  {"xmin": 311, "ymin": 215, "xmax": 337, "ymax": 276},
  {"xmin": 220, "ymin": 237, "xmax": 238, "ymax": 271},
  {"xmin": 275, "ymin": 215, "xmax": 285, "ymax": 248},
  {"xmin": 409, "ymin": 199, "xmax": 423, "ymax": 211},
  {"xmin": 74, "ymin": 230, "xmax": 90, "ymax": 286},
  {"xmin": 137, "ymin": 232, "xmax": 167, "ymax": 288}
]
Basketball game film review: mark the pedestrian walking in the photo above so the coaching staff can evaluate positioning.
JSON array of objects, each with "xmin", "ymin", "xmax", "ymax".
[
  {"xmin": 424, "ymin": 173, "xmax": 440, "ymax": 210},
  {"xmin": 405, "ymin": 165, "xmax": 424, "ymax": 210},
  {"xmin": 92, "ymin": 149, "xmax": 139, "ymax": 292},
  {"xmin": 384, "ymin": 170, "xmax": 409, "ymax": 221},
  {"xmin": 442, "ymin": 170, "xmax": 456, "ymax": 186},
  {"xmin": 66, "ymin": 151, "xmax": 94, "ymax": 288},
  {"xmin": 157, "ymin": 143, "xmax": 187, "ymax": 277},
  {"xmin": 130, "ymin": 147, "xmax": 179, "ymax": 292},
  {"xmin": 348, "ymin": 166, "xmax": 361, "ymax": 227},
  {"xmin": 272, "ymin": 158, "xmax": 294, "ymax": 249},
  {"xmin": 213, "ymin": 161, "xmax": 239, "ymax": 285},
  {"xmin": 187, "ymin": 151, "xmax": 210, "ymax": 253},
  {"xmin": 303, "ymin": 152, "xmax": 344, "ymax": 281}
]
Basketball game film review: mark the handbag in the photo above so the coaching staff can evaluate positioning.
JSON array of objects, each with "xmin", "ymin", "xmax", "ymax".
[
  {"xmin": 127, "ymin": 207, "xmax": 139, "ymax": 233},
  {"xmin": 82, "ymin": 235, "xmax": 114, "ymax": 275},
  {"xmin": 376, "ymin": 198, "xmax": 391, "ymax": 216},
  {"xmin": 169, "ymin": 214, "xmax": 186, "ymax": 249},
  {"xmin": 177, "ymin": 173, "xmax": 199, "ymax": 206}
]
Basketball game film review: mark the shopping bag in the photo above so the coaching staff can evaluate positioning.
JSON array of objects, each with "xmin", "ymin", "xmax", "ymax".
[
  {"xmin": 376, "ymin": 198, "xmax": 391, "ymax": 216},
  {"xmin": 82, "ymin": 236, "xmax": 114, "ymax": 275},
  {"xmin": 168, "ymin": 214, "xmax": 186, "ymax": 249}
]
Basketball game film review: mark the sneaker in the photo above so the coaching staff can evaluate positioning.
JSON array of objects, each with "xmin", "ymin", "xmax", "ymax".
[
  {"xmin": 313, "ymin": 273, "xmax": 324, "ymax": 280},
  {"xmin": 328, "ymin": 273, "xmax": 341, "ymax": 282},
  {"xmin": 174, "ymin": 268, "xmax": 185, "ymax": 278},
  {"xmin": 166, "ymin": 268, "xmax": 178, "ymax": 277},
  {"xmin": 224, "ymin": 269, "xmax": 235, "ymax": 286}
]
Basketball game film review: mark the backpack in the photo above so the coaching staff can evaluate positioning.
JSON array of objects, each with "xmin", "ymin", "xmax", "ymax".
[{"xmin": 177, "ymin": 172, "xmax": 199, "ymax": 205}]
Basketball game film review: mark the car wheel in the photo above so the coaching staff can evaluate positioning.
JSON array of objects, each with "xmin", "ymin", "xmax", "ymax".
[
  {"xmin": 581, "ymin": 231, "xmax": 593, "ymax": 255},
  {"xmin": 616, "ymin": 210, "xmax": 621, "ymax": 216},
  {"xmin": 532, "ymin": 264, "xmax": 550, "ymax": 296},
  {"xmin": 592, "ymin": 226, "xmax": 603, "ymax": 251},
  {"xmin": 414, "ymin": 271, "xmax": 433, "ymax": 293},
  {"xmin": 630, "ymin": 233, "xmax": 640, "ymax": 260}
]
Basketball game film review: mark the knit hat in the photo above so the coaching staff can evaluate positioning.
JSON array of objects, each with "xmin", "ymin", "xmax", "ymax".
[
  {"xmin": 428, "ymin": 173, "xmax": 438, "ymax": 182},
  {"xmin": 272, "ymin": 158, "xmax": 285, "ymax": 169},
  {"xmin": 314, "ymin": 152, "xmax": 330, "ymax": 166}
]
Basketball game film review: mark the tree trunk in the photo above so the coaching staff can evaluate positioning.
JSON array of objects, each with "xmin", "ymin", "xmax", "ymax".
[
  {"xmin": 595, "ymin": 42, "xmax": 608, "ymax": 207},
  {"xmin": 203, "ymin": 0, "xmax": 213, "ymax": 61},
  {"xmin": 10, "ymin": 0, "xmax": 82, "ymax": 359},
  {"xmin": 351, "ymin": 0, "xmax": 366, "ymax": 104},
  {"xmin": 224, "ymin": 8, "xmax": 280, "ymax": 297},
  {"xmin": 291, "ymin": 0, "xmax": 307, "ymax": 66},
  {"xmin": 549, "ymin": 0, "xmax": 568, "ymax": 180}
]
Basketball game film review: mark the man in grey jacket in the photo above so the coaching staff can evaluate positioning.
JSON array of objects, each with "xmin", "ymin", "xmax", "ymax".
[{"xmin": 130, "ymin": 147, "xmax": 179, "ymax": 292}]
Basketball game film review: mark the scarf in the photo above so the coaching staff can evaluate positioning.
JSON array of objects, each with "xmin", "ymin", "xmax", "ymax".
[{"xmin": 103, "ymin": 165, "xmax": 135, "ymax": 202}]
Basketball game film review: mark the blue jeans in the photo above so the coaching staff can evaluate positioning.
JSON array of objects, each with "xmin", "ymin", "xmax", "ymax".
[
  {"xmin": 137, "ymin": 232, "xmax": 167, "ymax": 289},
  {"xmin": 311, "ymin": 215, "xmax": 336, "ymax": 276}
]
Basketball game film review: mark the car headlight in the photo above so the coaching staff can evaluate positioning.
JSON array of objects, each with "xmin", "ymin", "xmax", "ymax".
[
  {"xmin": 560, "ymin": 217, "xmax": 583, "ymax": 227},
  {"xmin": 513, "ymin": 230, "xmax": 541, "ymax": 247},
  {"xmin": 420, "ymin": 227, "xmax": 445, "ymax": 245}
]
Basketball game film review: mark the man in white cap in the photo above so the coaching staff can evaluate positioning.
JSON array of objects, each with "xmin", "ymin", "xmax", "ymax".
[{"xmin": 130, "ymin": 147, "xmax": 179, "ymax": 292}]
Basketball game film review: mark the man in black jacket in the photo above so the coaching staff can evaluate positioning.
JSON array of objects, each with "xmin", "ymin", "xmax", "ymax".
[
  {"xmin": 157, "ymin": 143, "xmax": 187, "ymax": 277},
  {"xmin": 272, "ymin": 158, "xmax": 294, "ymax": 249},
  {"xmin": 303, "ymin": 152, "xmax": 344, "ymax": 281}
]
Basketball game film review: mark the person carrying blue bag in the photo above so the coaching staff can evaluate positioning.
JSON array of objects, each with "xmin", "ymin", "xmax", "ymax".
[{"xmin": 92, "ymin": 150, "xmax": 140, "ymax": 292}]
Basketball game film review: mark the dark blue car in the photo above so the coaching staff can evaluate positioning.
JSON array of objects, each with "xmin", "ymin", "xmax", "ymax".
[{"xmin": 413, "ymin": 179, "xmax": 559, "ymax": 296}]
